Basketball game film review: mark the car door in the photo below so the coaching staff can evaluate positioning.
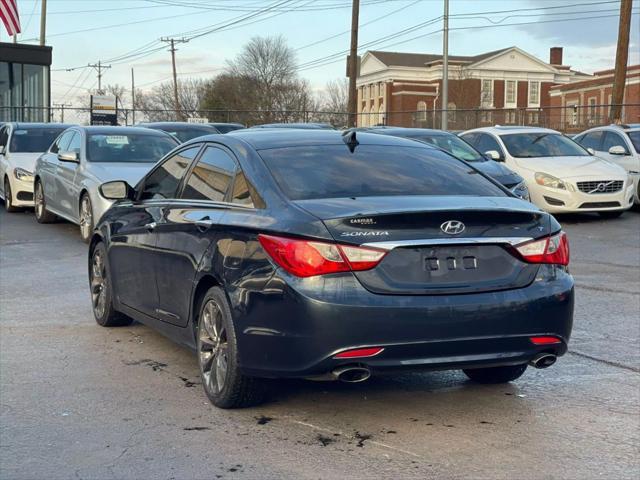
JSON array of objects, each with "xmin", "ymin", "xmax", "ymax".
[
  {"xmin": 108, "ymin": 145, "xmax": 200, "ymax": 318},
  {"xmin": 42, "ymin": 130, "xmax": 75, "ymax": 213},
  {"xmin": 54, "ymin": 130, "xmax": 83, "ymax": 220},
  {"xmin": 0, "ymin": 126, "xmax": 9, "ymax": 198},
  {"xmin": 153, "ymin": 144, "xmax": 237, "ymax": 327}
]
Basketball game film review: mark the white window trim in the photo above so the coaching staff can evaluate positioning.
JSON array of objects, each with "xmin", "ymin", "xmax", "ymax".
[
  {"xmin": 505, "ymin": 80, "xmax": 517, "ymax": 107},
  {"xmin": 528, "ymin": 81, "xmax": 540, "ymax": 107}
]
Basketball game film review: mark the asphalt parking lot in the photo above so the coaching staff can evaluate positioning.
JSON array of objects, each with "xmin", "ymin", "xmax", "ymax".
[{"xmin": 1, "ymin": 207, "xmax": 638, "ymax": 480}]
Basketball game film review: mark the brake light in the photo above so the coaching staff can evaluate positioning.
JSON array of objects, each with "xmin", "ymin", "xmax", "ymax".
[
  {"xmin": 515, "ymin": 232, "xmax": 569, "ymax": 266},
  {"xmin": 258, "ymin": 234, "xmax": 387, "ymax": 278}
]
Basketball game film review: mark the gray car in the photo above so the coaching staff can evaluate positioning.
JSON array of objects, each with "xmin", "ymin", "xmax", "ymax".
[{"xmin": 34, "ymin": 126, "xmax": 178, "ymax": 242}]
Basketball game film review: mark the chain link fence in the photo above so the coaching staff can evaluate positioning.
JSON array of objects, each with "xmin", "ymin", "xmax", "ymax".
[{"xmin": 2, "ymin": 104, "xmax": 638, "ymax": 133}]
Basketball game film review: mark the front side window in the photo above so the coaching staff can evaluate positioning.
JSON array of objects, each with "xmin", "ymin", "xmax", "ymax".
[
  {"xmin": 181, "ymin": 147, "xmax": 236, "ymax": 202},
  {"xmin": 9, "ymin": 127, "xmax": 67, "ymax": 153},
  {"xmin": 52, "ymin": 130, "xmax": 75, "ymax": 154},
  {"xmin": 67, "ymin": 133, "xmax": 82, "ymax": 154},
  {"xmin": 0, "ymin": 127, "xmax": 8, "ymax": 149},
  {"xmin": 575, "ymin": 131, "xmax": 603, "ymax": 150},
  {"xmin": 475, "ymin": 134, "xmax": 504, "ymax": 158},
  {"xmin": 413, "ymin": 133, "xmax": 484, "ymax": 162},
  {"xmin": 87, "ymin": 133, "xmax": 176, "ymax": 163},
  {"xmin": 506, "ymin": 81, "xmax": 516, "ymax": 104},
  {"xmin": 529, "ymin": 82, "xmax": 539, "ymax": 105},
  {"xmin": 259, "ymin": 145, "xmax": 506, "ymax": 201},
  {"xmin": 602, "ymin": 132, "xmax": 629, "ymax": 153},
  {"xmin": 500, "ymin": 133, "xmax": 589, "ymax": 158},
  {"xmin": 139, "ymin": 146, "xmax": 200, "ymax": 201},
  {"xmin": 626, "ymin": 131, "xmax": 640, "ymax": 153}
]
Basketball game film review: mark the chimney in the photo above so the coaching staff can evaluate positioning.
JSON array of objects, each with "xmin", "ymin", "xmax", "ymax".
[{"xmin": 550, "ymin": 47, "xmax": 563, "ymax": 66}]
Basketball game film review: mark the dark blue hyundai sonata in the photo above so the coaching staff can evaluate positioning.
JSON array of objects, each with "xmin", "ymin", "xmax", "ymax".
[{"xmin": 90, "ymin": 129, "xmax": 573, "ymax": 408}]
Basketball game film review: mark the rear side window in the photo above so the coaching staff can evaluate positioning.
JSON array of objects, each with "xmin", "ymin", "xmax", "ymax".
[
  {"xmin": 139, "ymin": 146, "xmax": 200, "ymax": 200},
  {"xmin": 181, "ymin": 146, "xmax": 236, "ymax": 202},
  {"xmin": 259, "ymin": 145, "xmax": 506, "ymax": 201}
]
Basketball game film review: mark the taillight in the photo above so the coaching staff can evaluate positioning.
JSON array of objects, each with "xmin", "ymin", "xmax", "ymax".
[
  {"xmin": 258, "ymin": 234, "xmax": 387, "ymax": 278},
  {"xmin": 514, "ymin": 231, "xmax": 569, "ymax": 266}
]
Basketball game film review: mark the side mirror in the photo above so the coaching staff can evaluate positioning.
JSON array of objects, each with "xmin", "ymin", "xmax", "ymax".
[
  {"xmin": 586, "ymin": 147, "xmax": 595, "ymax": 155},
  {"xmin": 99, "ymin": 180, "xmax": 134, "ymax": 200},
  {"xmin": 608, "ymin": 145, "xmax": 628, "ymax": 155},
  {"xmin": 484, "ymin": 150, "xmax": 503, "ymax": 161},
  {"xmin": 58, "ymin": 151, "xmax": 79, "ymax": 163}
]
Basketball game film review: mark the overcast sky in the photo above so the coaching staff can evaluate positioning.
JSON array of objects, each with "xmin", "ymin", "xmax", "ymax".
[{"xmin": 7, "ymin": 0, "xmax": 640, "ymax": 106}]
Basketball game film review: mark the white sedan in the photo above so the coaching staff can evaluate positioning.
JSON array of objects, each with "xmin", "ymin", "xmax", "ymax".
[{"xmin": 460, "ymin": 126, "xmax": 634, "ymax": 217}]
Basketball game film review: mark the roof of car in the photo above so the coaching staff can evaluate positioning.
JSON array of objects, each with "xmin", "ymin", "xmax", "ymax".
[
  {"xmin": 364, "ymin": 127, "xmax": 454, "ymax": 137},
  {"xmin": 76, "ymin": 126, "xmax": 177, "ymax": 136},
  {"xmin": 209, "ymin": 122, "xmax": 245, "ymax": 127},
  {"xmin": 249, "ymin": 122, "xmax": 334, "ymax": 130},
  {"xmin": 187, "ymin": 129, "xmax": 435, "ymax": 151},
  {"xmin": 463, "ymin": 126, "xmax": 561, "ymax": 136},
  {"xmin": 6, "ymin": 122, "xmax": 73, "ymax": 129},
  {"xmin": 139, "ymin": 122, "xmax": 219, "ymax": 130}
]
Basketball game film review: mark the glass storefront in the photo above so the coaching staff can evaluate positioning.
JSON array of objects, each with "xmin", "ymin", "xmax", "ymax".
[{"xmin": 0, "ymin": 43, "xmax": 51, "ymax": 122}]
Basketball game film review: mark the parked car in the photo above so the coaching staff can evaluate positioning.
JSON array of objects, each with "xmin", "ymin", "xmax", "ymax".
[
  {"xmin": 248, "ymin": 122, "xmax": 334, "ymax": 130},
  {"xmin": 90, "ymin": 130, "xmax": 573, "ymax": 409},
  {"xmin": 573, "ymin": 124, "xmax": 640, "ymax": 205},
  {"xmin": 0, "ymin": 122, "xmax": 72, "ymax": 212},
  {"xmin": 208, "ymin": 123, "xmax": 245, "ymax": 134},
  {"xmin": 34, "ymin": 126, "xmax": 178, "ymax": 241},
  {"xmin": 460, "ymin": 126, "xmax": 634, "ymax": 217},
  {"xmin": 139, "ymin": 122, "xmax": 221, "ymax": 143},
  {"xmin": 364, "ymin": 127, "xmax": 529, "ymax": 200}
]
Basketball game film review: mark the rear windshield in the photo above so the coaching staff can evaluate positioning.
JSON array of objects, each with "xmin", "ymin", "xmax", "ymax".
[
  {"xmin": 87, "ymin": 133, "xmax": 176, "ymax": 163},
  {"xmin": 259, "ymin": 145, "xmax": 506, "ymax": 200},
  {"xmin": 10, "ymin": 127, "xmax": 67, "ymax": 153},
  {"xmin": 627, "ymin": 131, "xmax": 640, "ymax": 153},
  {"xmin": 501, "ymin": 133, "xmax": 589, "ymax": 158},
  {"xmin": 409, "ymin": 134, "xmax": 484, "ymax": 162}
]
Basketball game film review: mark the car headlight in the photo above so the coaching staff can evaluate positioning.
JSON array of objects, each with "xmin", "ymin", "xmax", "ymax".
[
  {"xmin": 534, "ymin": 172, "xmax": 566, "ymax": 190},
  {"xmin": 511, "ymin": 181, "xmax": 530, "ymax": 201},
  {"xmin": 14, "ymin": 168, "xmax": 34, "ymax": 182}
]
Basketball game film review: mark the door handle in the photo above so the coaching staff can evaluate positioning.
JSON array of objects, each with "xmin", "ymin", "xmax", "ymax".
[
  {"xmin": 144, "ymin": 222, "xmax": 157, "ymax": 231},
  {"xmin": 195, "ymin": 217, "xmax": 215, "ymax": 231}
]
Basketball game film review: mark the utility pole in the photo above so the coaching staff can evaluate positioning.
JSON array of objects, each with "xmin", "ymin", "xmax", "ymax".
[
  {"xmin": 39, "ymin": 0, "xmax": 47, "ymax": 46},
  {"xmin": 161, "ymin": 37, "xmax": 188, "ymax": 121},
  {"xmin": 347, "ymin": 0, "xmax": 360, "ymax": 127},
  {"xmin": 131, "ymin": 68, "xmax": 136, "ymax": 125},
  {"xmin": 53, "ymin": 103, "xmax": 71, "ymax": 123},
  {"xmin": 87, "ymin": 61, "xmax": 112, "ymax": 94},
  {"xmin": 610, "ymin": 0, "xmax": 632, "ymax": 124},
  {"xmin": 441, "ymin": 0, "xmax": 449, "ymax": 131}
]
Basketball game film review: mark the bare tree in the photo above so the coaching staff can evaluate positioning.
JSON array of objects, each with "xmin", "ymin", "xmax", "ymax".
[
  {"xmin": 316, "ymin": 78, "xmax": 349, "ymax": 126},
  {"xmin": 135, "ymin": 78, "xmax": 208, "ymax": 122}
]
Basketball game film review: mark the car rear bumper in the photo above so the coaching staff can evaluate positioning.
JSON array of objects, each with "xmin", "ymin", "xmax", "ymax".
[{"xmin": 233, "ymin": 264, "xmax": 574, "ymax": 378}]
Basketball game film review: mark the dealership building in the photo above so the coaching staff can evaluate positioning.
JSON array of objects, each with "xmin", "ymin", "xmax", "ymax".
[{"xmin": 0, "ymin": 42, "xmax": 52, "ymax": 122}]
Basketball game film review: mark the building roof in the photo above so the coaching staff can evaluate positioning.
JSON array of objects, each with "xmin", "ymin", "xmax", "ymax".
[{"xmin": 368, "ymin": 47, "xmax": 513, "ymax": 68}]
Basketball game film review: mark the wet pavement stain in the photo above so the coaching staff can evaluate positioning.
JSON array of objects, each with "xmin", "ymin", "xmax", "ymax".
[
  {"xmin": 354, "ymin": 432, "xmax": 372, "ymax": 448},
  {"xmin": 255, "ymin": 415, "xmax": 273, "ymax": 425},
  {"xmin": 183, "ymin": 427, "xmax": 210, "ymax": 431},
  {"xmin": 316, "ymin": 434, "xmax": 336, "ymax": 447}
]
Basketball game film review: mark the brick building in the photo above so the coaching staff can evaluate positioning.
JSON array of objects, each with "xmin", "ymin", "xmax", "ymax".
[
  {"xmin": 548, "ymin": 64, "xmax": 640, "ymax": 131},
  {"xmin": 356, "ymin": 46, "xmax": 590, "ymax": 128}
]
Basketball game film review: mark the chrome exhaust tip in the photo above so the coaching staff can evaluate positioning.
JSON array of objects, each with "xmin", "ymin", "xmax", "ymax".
[
  {"xmin": 332, "ymin": 365, "xmax": 371, "ymax": 383},
  {"xmin": 529, "ymin": 353, "xmax": 557, "ymax": 369}
]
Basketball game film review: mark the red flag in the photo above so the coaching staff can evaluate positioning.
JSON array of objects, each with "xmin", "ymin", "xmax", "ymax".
[{"xmin": 0, "ymin": 0, "xmax": 21, "ymax": 37}]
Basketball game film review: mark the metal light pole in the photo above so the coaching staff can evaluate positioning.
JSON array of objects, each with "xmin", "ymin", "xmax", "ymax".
[
  {"xmin": 39, "ymin": 0, "xmax": 47, "ymax": 46},
  {"xmin": 441, "ymin": 0, "xmax": 449, "ymax": 131}
]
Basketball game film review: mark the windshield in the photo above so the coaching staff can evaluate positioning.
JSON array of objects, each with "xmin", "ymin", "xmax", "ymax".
[
  {"xmin": 162, "ymin": 127, "xmax": 217, "ymax": 143},
  {"xmin": 410, "ymin": 134, "xmax": 485, "ymax": 162},
  {"xmin": 87, "ymin": 133, "xmax": 176, "ymax": 163},
  {"xmin": 627, "ymin": 131, "xmax": 640, "ymax": 153},
  {"xmin": 10, "ymin": 127, "xmax": 67, "ymax": 153},
  {"xmin": 259, "ymin": 145, "xmax": 506, "ymax": 201},
  {"xmin": 501, "ymin": 133, "xmax": 589, "ymax": 158}
]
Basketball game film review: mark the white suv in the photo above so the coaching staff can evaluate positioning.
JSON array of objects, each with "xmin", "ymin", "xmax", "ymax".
[
  {"xmin": 573, "ymin": 124, "xmax": 640, "ymax": 206},
  {"xmin": 460, "ymin": 126, "xmax": 634, "ymax": 217}
]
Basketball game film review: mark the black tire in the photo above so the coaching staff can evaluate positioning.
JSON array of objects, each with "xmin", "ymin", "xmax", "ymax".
[
  {"xmin": 34, "ymin": 180, "xmax": 56, "ymax": 223},
  {"xmin": 196, "ymin": 287, "xmax": 266, "ymax": 408},
  {"xmin": 4, "ymin": 178, "xmax": 20, "ymax": 213},
  {"xmin": 79, "ymin": 193, "xmax": 94, "ymax": 243},
  {"xmin": 89, "ymin": 242, "xmax": 132, "ymax": 327},
  {"xmin": 598, "ymin": 210, "xmax": 623, "ymax": 219},
  {"xmin": 463, "ymin": 364, "xmax": 528, "ymax": 384}
]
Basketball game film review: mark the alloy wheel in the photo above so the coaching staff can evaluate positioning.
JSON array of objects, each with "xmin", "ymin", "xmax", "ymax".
[
  {"xmin": 199, "ymin": 300, "xmax": 229, "ymax": 395},
  {"xmin": 4, "ymin": 180, "xmax": 11, "ymax": 210},
  {"xmin": 79, "ymin": 196, "xmax": 93, "ymax": 240},
  {"xmin": 35, "ymin": 183, "xmax": 44, "ymax": 218},
  {"xmin": 90, "ymin": 249, "xmax": 107, "ymax": 319}
]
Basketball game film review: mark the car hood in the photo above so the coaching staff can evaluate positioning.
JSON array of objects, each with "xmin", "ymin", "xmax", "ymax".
[
  {"xmin": 7, "ymin": 152, "xmax": 42, "ymax": 172},
  {"xmin": 471, "ymin": 160, "xmax": 522, "ymax": 186},
  {"xmin": 512, "ymin": 155, "xmax": 627, "ymax": 179},
  {"xmin": 86, "ymin": 162, "xmax": 155, "ymax": 186}
]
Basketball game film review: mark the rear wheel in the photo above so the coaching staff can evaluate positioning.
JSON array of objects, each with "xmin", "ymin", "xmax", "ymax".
[
  {"xmin": 34, "ymin": 180, "xmax": 56, "ymax": 223},
  {"xmin": 598, "ymin": 210, "xmax": 623, "ymax": 219},
  {"xmin": 4, "ymin": 178, "xmax": 20, "ymax": 212},
  {"xmin": 463, "ymin": 364, "xmax": 527, "ymax": 384},
  {"xmin": 79, "ymin": 194, "xmax": 94, "ymax": 243},
  {"xmin": 90, "ymin": 242, "xmax": 132, "ymax": 327},
  {"xmin": 197, "ymin": 287, "xmax": 266, "ymax": 408}
]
